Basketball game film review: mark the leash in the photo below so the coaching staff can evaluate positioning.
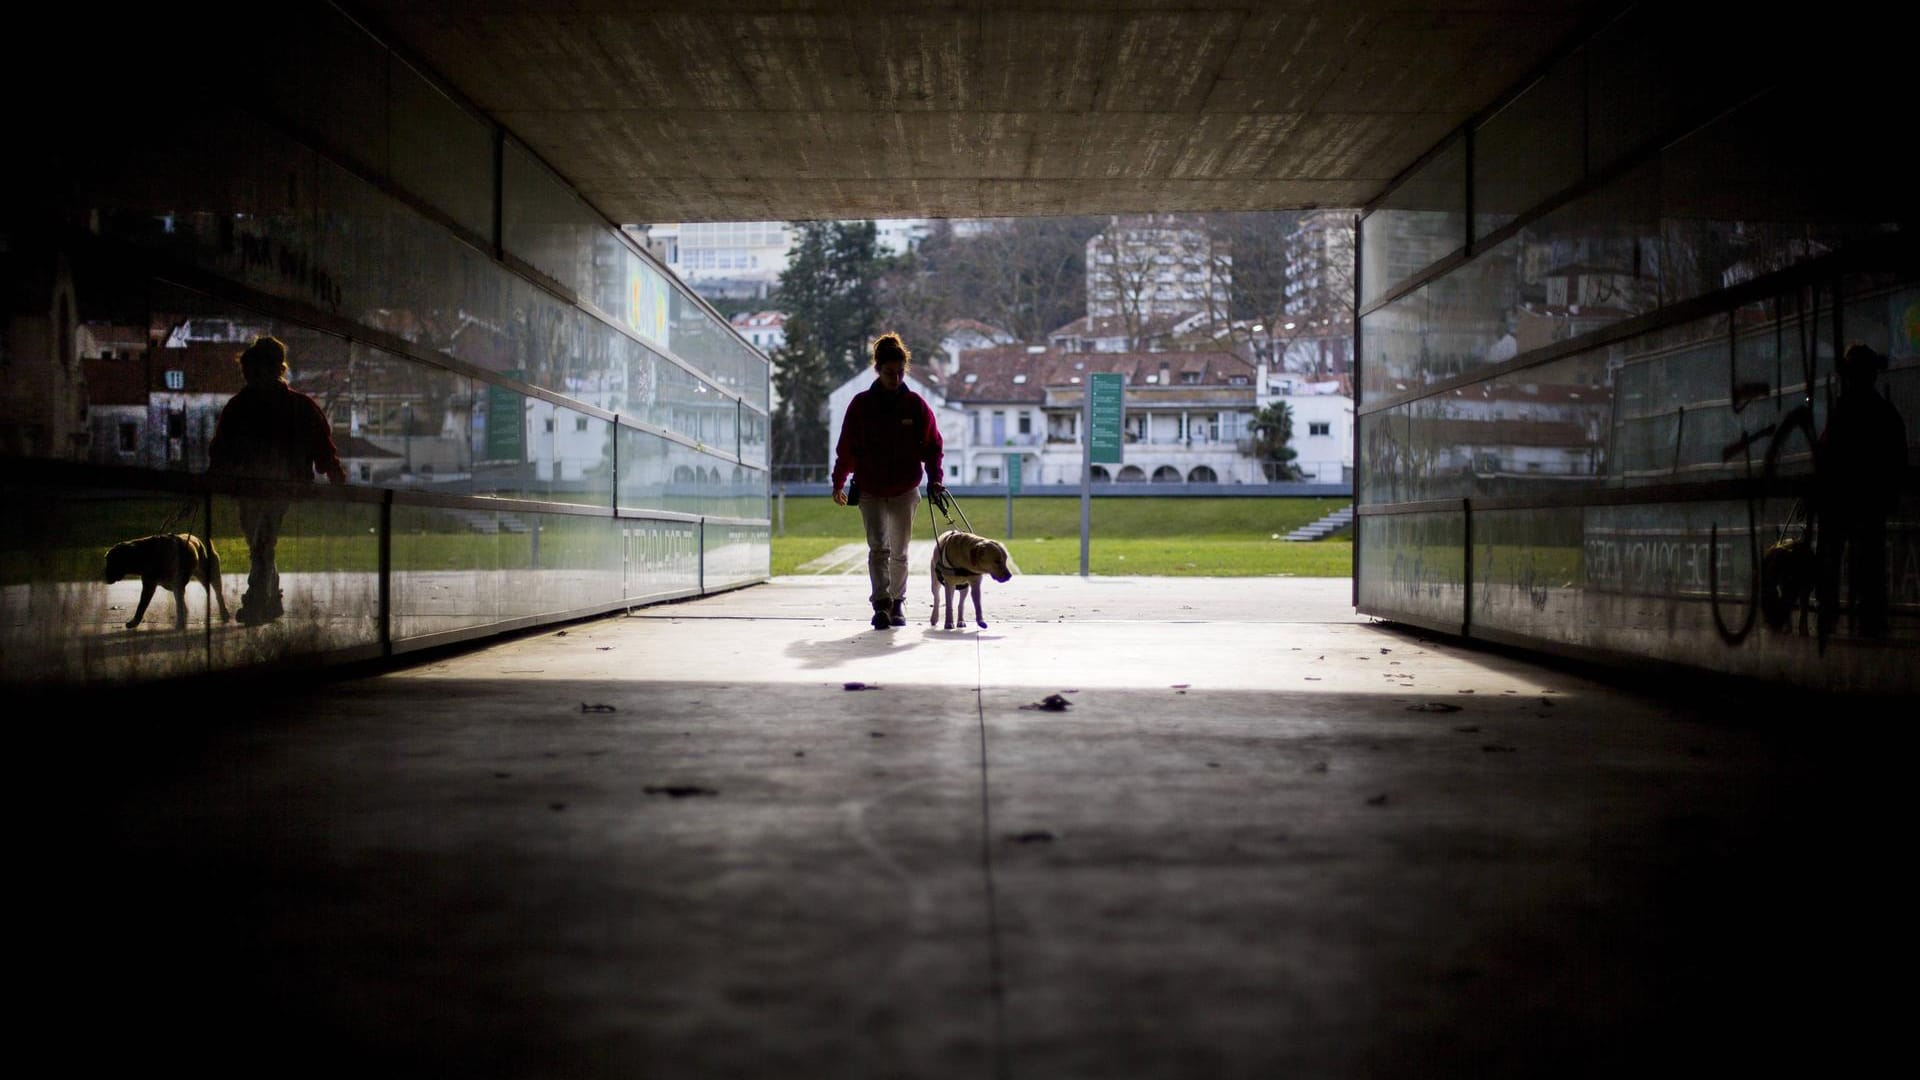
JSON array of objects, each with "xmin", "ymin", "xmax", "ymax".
[
  {"xmin": 155, "ymin": 497, "xmax": 200, "ymax": 536},
  {"xmin": 925, "ymin": 484, "xmax": 973, "ymax": 536}
]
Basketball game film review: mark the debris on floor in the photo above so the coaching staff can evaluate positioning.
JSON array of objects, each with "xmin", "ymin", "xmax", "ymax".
[
  {"xmin": 1452, "ymin": 725, "xmax": 1481, "ymax": 733},
  {"xmin": 1481, "ymin": 745, "xmax": 1518, "ymax": 753},
  {"xmin": 843, "ymin": 681, "xmax": 873, "ymax": 691},
  {"xmin": 1019, "ymin": 693, "xmax": 1072, "ymax": 711},
  {"xmin": 644, "ymin": 785, "xmax": 718, "ymax": 798},
  {"xmin": 580, "ymin": 702, "xmax": 617, "ymax": 713},
  {"xmin": 1009, "ymin": 830, "xmax": 1056, "ymax": 843},
  {"xmin": 1407, "ymin": 701, "xmax": 1463, "ymax": 712},
  {"xmin": 1366, "ymin": 793, "xmax": 1389, "ymax": 806}
]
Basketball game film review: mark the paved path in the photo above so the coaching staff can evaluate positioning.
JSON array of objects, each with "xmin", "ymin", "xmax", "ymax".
[{"xmin": 32, "ymin": 576, "xmax": 1898, "ymax": 1078}]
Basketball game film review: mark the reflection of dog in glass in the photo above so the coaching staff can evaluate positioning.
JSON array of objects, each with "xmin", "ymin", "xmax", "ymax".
[
  {"xmin": 1760, "ymin": 534, "xmax": 1814, "ymax": 634},
  {"xmin": 103, "ymin": 533, "xmax": 231, "ymax": 630},
  {"xmin": 930, "ymin": 529, "xmax": 1013, "ymax": 630}
]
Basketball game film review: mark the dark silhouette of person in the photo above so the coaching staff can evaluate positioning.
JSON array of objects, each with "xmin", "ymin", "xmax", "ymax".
[
  {"xmin": 1815, "ymin": 343, "xmax": 1907, "ymax": 639},
  {"xmin": 831, "ymin": 333, "xmax": 946, "ymax": 630},
  {"xmin": 208, "ymin": 335, "xmax": 346, "ymax": 625}
]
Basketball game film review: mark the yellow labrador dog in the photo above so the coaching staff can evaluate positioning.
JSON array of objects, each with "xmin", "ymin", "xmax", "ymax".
[
  {"xmin": 930, "ymin": 529, "xmax": 1013, "ymax": 630},
  {"xmin": 103, "ymin": 533, "xmax": 231, "ymax": 630}
]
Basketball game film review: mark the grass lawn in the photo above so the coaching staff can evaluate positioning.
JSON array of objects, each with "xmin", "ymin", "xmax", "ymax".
[
  {"xmin": 773, "ymin": 495, "xmax": 1354, "ymax": 577},
  {"xmin": 12, "ymin": 493, "xmax": 1356, "ymax": 582}
]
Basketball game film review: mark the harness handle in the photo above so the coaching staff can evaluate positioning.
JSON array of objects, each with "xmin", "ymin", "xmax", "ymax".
[{"xmin": 925, "ymin": 484, "xmax": 972, "ymax": 535}]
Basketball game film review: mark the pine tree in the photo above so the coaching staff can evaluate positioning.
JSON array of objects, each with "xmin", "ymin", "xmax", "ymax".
[{"xmin": 770, "ymin": 221, "xmax": 885, "ymax": 468}]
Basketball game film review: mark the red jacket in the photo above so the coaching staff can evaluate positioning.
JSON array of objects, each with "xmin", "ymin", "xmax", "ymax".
[
  {"xmin": 209, "ymin": 382, "xmax": 347, "ymax": 484},
  {"xmin": 831, "ymin": 381, "xmax": 944, "ymax": 498}
]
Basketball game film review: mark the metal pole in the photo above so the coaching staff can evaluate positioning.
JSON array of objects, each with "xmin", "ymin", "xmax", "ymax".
[
  {"xmin": 1005, "ymin": 483, "xmax": 1013, "ymax": 539},
  {"xmin": 777, "ymin": 483, "xmax": 785, "ymax": 536},
  {"xmin": 1080, "ymin": 389, "xmax": 1091, "ymax": 577}
]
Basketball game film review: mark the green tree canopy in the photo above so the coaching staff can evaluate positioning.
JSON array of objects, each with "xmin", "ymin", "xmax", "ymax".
[{"xmin": 771, "ymin": 221, "xmax": 885, "ymax": 467}]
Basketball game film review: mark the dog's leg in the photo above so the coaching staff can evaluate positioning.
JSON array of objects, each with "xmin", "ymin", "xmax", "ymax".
[
  {"xmin": 943, "ymin": 580, "xmax": 956, "ymax": 630},
  {"xmin": 972, "ymin": 581, "xmax": 987, "ymax": 630},
  {"xmin": 171, "ymin": 581, "xmax": 189, "ymax": 629},
  {"xmin": 128, "ymin": 579, "xmax": 157, "ymax": 629},
  {"xmin": 202, "ymin": 548, "xmax": 231, "ymax": 623},
  {"xmin": 930, "ymin": 567, "xmax": 941, "ymax": 626}
]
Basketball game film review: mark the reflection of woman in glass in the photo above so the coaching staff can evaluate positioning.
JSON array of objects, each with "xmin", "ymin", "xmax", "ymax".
[
  {"xmin": 1815, "ymin": 344, "xmax": 1907, "ymax": 638},
  {"xmin": 208, "ymin": 336, "xmax": 347, "ymax": 626},
  {"xmin": 831, "ymin": 333, "xmax": 946, "ymax": 630}
]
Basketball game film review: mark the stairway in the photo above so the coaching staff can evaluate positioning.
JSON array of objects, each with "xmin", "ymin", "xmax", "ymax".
[
  {"xmin": 443, "ymin": 509, "xmax": 533, "ymax": 535},
  {"xmin": 1283, "ymin": 504, "xmax": 1353, "ymax": 542}
]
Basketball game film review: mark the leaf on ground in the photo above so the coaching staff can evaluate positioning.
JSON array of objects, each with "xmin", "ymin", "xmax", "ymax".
[
  {"xmin": 1407, "ymin": 701, "xmax": 1462, "ymax": 712},
  {"xmin": 580, "ymin": 702, "xmax": 617, "ymax": 713},
  {"xmin": 1019, "ymin": 693, "xmax": 1073, "ymax": 711},
  {"xmin": 644, "ymin": 785, "xmax": 718, "ymax": 798}
]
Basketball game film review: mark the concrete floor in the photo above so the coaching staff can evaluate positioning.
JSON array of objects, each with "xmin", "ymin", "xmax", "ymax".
[{"xmin": 32, "ymin": 576, "xmax": 1906, "ymax": 1078}]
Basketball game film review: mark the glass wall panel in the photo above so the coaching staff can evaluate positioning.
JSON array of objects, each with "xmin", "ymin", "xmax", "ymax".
[
  {"xmin": 389, "ymin": 55, "xmax": 495, "ymax": 241},
  {"xmin": 344, "ymin": 343, "xmax": 475, "ymax": 490},
  {"xmin": 131, "ymin": 284, "xmax": 351, "ymax": 477},
  {"xmin": 1468, "ymin": 505, "xmax": 1585, "ymax": 641},
  {"xmin": 471, "ymin": 398, "xmax": 613, "ymax": 506},
  {"xmin": 265, "ymin": 2, "xmax": 389, "ymax": 177},
  {"xmin": 502, "ymin": 139, "xmax": 602, "ymax": 296},
  {"xmin": 207, "ymin": 491, "xmax": 380, "ymax": 667},
  {"xmin": 1355, "ymin": 511, "xmax": 1465, "ymax": 630},
  {"xmin": 1585, "ymin": 5, "xmax": 1768, "ymax": 174},
  {"xmin": 1472, "ymin": 497, "xmax": 1919, "ymax": 680},
  {"xmin": 391, "ymin": 502, "xmax": 502, "ymax": 641},
  {"xmin": 705, "ymin": 523, "xmax": 771, "ymax": 591},
  {"xmin": 740, "ymin": 405, "xmax": 770, "ymax": 469},
  {"xmin": 1472, "ymin": 53, "xmax": 1586, "ymax": 242},
  {"xmin": 1361, "ymin": 136, "xmax": 1466, "ymax": 309},
  {"xmin": 616, "ymin": 426, "xmax": 672, "ymax": 510},
  {"xmin": 623, "ymin": 518, "xmax": 701, "ymax": 601},
  {"xmin": 0, "ymin": 488, "xmax": 219, "ymax": 685},
  {"xmin": 497, "ymin": 510, "xmax": 624, "ymax": 620}
]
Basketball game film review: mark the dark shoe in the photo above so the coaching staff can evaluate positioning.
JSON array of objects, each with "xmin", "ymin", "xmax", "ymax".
[
  {"xmin": 871, "ymin": 610, "xmax": 892, "ymax": 630},
  {"xmin": 889, "ymin": 599, "xmax": 906, "ymax": 627}
]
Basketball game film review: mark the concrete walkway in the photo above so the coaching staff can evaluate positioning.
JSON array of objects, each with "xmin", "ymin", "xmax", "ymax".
[{"xmin": 32, "ymin": 576, "xmax": 1901, "ymax": 1078}]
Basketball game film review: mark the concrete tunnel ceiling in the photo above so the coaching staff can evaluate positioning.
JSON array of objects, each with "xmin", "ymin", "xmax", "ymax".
[{"xmin": 349, "ymin": 1, "xmax": 1618, "ymax": 224}]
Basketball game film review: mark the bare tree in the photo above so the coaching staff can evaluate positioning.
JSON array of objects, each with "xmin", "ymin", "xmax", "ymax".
[
  {"xmin": 1088, "ymin": 224, "xmax": 1162, "ymax": 351},
  {"xmin": 924, "ymin": 217, "xmax": 1102, "ymax": 342}
]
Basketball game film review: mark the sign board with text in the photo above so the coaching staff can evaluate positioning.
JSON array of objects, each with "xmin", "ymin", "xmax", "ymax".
[
  {"xmin": 1006, "ymin": 452, "xmax": 1022, "ymax": 493},
  {"xmin": 485, "ymin": 369, "xmax": 527, "ymax": 461},
  {"xmin": 1087, "ymin": 372, "xmax": 1124, "ymax": 465}
]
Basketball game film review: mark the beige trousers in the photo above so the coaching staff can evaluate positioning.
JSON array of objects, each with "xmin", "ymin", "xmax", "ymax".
[{"xmin": 858, "ymin": 489, "xmax": 920, "ymax": 609}]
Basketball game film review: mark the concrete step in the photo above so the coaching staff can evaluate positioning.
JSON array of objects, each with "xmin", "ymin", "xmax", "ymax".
[{"xmin": 1283, "ymin": 505, "xmax": 1353, "ymax": 542}]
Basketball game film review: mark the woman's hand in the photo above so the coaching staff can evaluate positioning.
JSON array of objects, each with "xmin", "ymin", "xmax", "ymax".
[{"xmin": 833, "ymin": 487, "xmax": 847, "ymax": 506}]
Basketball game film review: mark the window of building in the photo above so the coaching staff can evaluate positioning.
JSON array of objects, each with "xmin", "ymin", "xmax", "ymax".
[
  {"xmin": 1309, "ymin": 421, "xmax": 1331, "ymax": 436},
  {"xmin": 575, "ymin": 416, "xmax": 589, "ymax": 432},
  {"xmin": 118, "ymin": 423, "xmax": 138, "ymax": 453},
  {"xmin": 1181, "ymin": 371, "xmax": 1200, "ymax": 384},
  {"xmin": 544, "ymin": 418, "xmax": 555, "ymax": 433},
  {"xmin": 1018, "ymin": 414, "xmax": 1031, "ymax": 434}
]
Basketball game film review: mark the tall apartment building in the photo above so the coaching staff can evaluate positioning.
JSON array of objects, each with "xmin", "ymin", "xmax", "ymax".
[
  {"xmin": 1085, "ymin": 215, "xmax": 1231, "ymax": 327},
  {"xmin": 1282, "ymin": 210, "xmax": 1357, "ymax": 376}
]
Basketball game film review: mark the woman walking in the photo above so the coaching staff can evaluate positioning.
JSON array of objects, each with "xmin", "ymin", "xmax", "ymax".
[{"xmin": 831, "ymin": 333, "xmax": 947, "ymax": 629}]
